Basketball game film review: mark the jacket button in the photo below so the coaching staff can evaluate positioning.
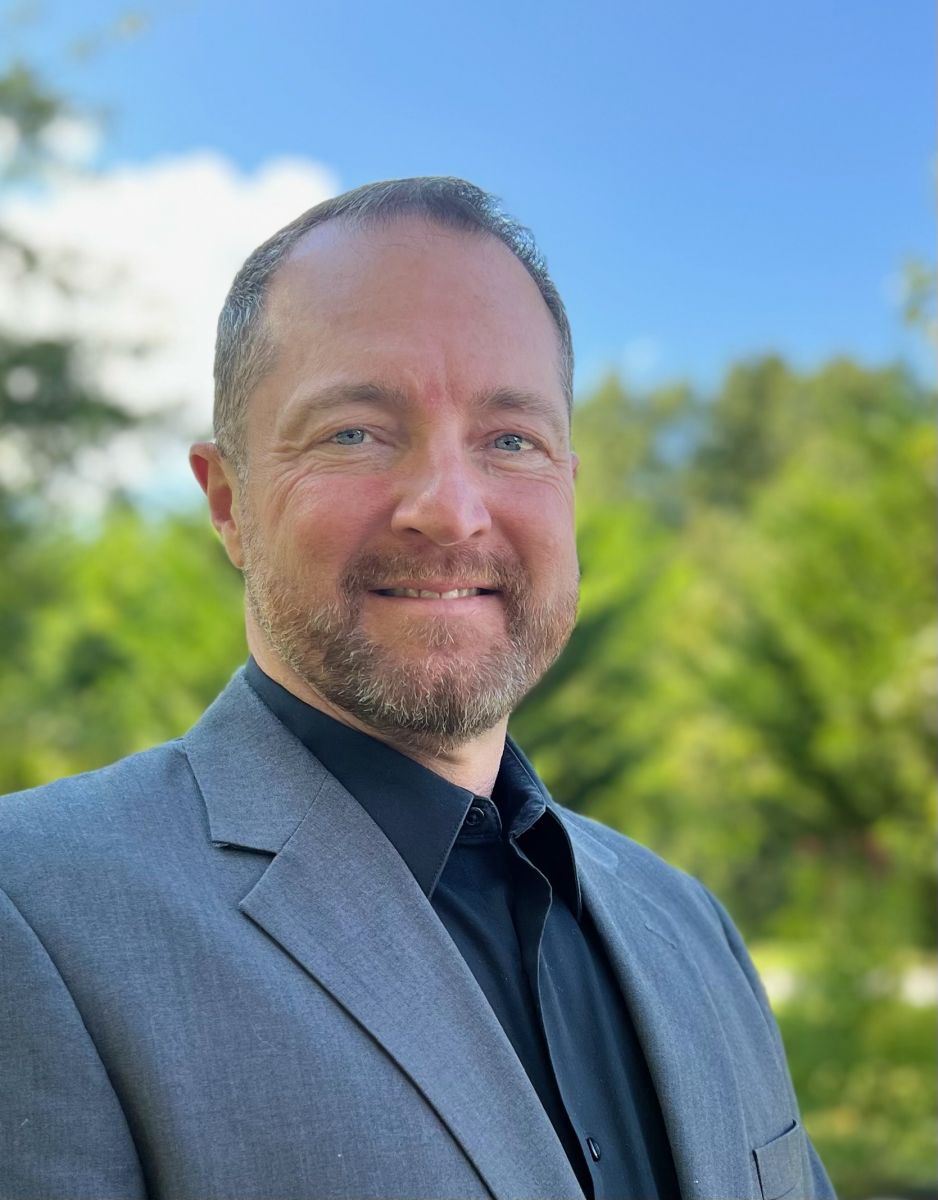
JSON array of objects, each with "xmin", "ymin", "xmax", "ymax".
[{"xmin": 586, "ymin": 1137, "xmax": 601, "ymax": 1162}]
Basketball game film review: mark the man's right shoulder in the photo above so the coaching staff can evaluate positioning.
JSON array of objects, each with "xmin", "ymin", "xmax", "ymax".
[
  {"xmin": 0, "ymin": 738, "xmax": 200, "ymax": 878},
  {"xmin": 0, "ymin": 669, "xmax": 260, "ymax": 857}
]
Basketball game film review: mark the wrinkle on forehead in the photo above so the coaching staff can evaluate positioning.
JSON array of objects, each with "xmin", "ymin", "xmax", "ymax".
[{"xmin": 266, "ymin": 215, "xmax": 561, "ymax": 361}]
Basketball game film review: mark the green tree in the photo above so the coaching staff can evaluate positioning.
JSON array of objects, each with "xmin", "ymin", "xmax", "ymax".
[
  {"xmin": 0, "ymin": 506, "xmax": 244, "ymax": 792},
  {"xmin": 0, "ymin": 60, "xmax": 134, "ymax": 509}
]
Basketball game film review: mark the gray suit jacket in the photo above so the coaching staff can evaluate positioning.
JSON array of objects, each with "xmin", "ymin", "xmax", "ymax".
[{"xmin": 0, "ymin": 670, "xmax": 835, "ymax": 1200}]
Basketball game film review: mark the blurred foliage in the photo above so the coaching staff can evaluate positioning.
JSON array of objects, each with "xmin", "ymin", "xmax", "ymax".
[
  {"xmin": 0, "ymin": 506, "xmax": 246, "ymax": 791},
  {"xmin": 0, "ymin": 46, "xmax": 935, "ymax": 1200},
  {"xmin": 0, "ymin": 57, "xmax": 135, "ymax": 507},
  {"xmin": 513, "ymin": 358, "xmax": 936, "ymax": 1197}
]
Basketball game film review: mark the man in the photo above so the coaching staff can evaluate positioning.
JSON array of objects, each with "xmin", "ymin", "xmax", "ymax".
[{"xmin": 0, "ymin": 178, "xmax": 834, "ymax": 1200}]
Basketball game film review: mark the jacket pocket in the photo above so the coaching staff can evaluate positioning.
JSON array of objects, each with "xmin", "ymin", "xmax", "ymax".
[{"xmin": 753, "ymin": 1119, "xmax": 804, "ymax": 1200}]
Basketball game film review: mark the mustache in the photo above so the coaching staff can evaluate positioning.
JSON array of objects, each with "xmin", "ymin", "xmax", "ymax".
[{"xmin": 340, "ymin": 549, "xmax": 527, "ymax": 596}]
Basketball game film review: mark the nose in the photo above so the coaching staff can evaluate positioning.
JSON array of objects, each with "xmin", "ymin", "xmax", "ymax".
[{"xmin": 389, "ymin": 448, "xmax": 492, "ymax": 546}]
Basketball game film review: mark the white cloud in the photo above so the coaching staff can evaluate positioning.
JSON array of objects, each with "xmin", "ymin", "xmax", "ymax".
[
  {"xmin": 38, "ymin": 114, "xmax": 103, "ymax": 168},
  {"xmin": 0, "ymin": 150, "xmax": 340, "ymax": 506}
]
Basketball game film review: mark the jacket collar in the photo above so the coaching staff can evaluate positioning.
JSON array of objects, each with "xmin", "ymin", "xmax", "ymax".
[{"xmin": 184, "ymin": 668, "xmax": 324, "ymax": 853}]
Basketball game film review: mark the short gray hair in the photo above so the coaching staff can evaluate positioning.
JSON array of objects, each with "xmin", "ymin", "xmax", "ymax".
[{"xmin": 213, "ymin": 176, "xmax": 573, "ymax": 471}]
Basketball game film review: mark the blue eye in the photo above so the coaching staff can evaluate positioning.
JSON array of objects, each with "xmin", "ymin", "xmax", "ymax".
[
  {"xmin": 332, "ymin": 428, "xmax": 368, "ymax": 445},
  {"xmin": 493, "ymin": 433, "xmax": 531, "ymax": 452}
]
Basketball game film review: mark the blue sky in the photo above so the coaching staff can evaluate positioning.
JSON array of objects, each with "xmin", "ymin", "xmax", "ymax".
[{"xmin": 9, "ymin": 0, "xmax": 935, "ymax": 397}]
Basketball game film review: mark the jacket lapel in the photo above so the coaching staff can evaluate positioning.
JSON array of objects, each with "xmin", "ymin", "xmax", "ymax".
[
  {"xmin": 562, "ymin": 815, "xmax": 756, "ymax": 1200},
  {"xmin": 184, "ymin": 672, "xmax": 584, "ymax": 1200}
]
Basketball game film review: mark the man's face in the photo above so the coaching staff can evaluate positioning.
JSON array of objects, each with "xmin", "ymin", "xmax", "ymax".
[{"xmin": 233, "ymin": 217, "xmax": 579, "ymax": 754}]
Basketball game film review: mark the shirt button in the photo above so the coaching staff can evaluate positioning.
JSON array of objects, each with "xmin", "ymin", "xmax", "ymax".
[
  {"xmin": 586, "ymin": 1137, "xmax": 601, "ymax": 1163},
  {"xmin": 464, "ymin": 805, "xmax": 484, "ymax": 828}
]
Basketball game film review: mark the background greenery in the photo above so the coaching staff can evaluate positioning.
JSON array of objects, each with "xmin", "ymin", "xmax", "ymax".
[{"xmin": 2, "ymin": 61, "xmax": 935, "ymax": 1200}]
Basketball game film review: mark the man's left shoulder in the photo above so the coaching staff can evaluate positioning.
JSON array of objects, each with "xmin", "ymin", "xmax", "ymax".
[{"xmin": 553, "ymin": 803, "xmax": 727, "ymax": 936}]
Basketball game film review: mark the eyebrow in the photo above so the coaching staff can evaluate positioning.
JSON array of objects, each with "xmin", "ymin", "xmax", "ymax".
[
  {"xmin": 293, "ymin": 381, "xmax": 409, "ymax": 414},
  {"xmin": 284, "ymin": 381, "xmax": 569, "ymax": 442},
  {"xmin": 472, "ymin": 387, "xmax": 569, "ymax": 441},
  {"xmin": 276, "ymin": 382, "xmax": 405, "ymax": 442}
]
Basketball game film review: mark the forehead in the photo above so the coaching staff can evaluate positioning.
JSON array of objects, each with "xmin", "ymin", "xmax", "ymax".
[{"xmin": 260, "ymin": 216, "xmax": 565, "ymax": 405}]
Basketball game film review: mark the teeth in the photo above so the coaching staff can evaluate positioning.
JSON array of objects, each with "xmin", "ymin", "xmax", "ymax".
[{"xmin": 381, "ymin": 588, "xmax": 484, "ymax": 599}]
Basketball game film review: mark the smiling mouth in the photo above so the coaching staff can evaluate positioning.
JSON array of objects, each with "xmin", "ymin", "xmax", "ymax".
[{"xmin": 373, "ymin": 587, "xmax": 498, "ymax": 600}]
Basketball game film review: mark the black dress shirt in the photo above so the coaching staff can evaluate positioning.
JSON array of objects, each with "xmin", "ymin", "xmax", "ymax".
[{"xmin": 245, "ymin": 659, "xmax": 680, "ymax": 1200}]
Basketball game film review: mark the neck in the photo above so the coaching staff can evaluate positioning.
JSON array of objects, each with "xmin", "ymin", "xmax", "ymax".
[{"xmin": 249, "ymin": 639, "xmax": 508, "ymax": 798}]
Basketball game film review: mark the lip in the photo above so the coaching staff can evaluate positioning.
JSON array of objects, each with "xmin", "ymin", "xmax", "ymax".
[
  {"xmin": 371, "ymin": 580, "xmax": 498, "ymax": 590},
  {"xmin": 371, "ymin": 581, "xmax": 498, "ymax": 594},
  {"xmin": 366, "ymin": 591, "xmax": 502, "ymax": 611}
]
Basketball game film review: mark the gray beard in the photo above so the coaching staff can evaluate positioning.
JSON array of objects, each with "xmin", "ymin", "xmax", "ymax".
[{"xmin": 241, "ymin": 540, "xmax": 579, "ymax": 756}]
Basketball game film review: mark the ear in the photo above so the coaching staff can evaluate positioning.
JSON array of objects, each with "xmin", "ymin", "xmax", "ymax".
[
  {"xmin": 189, "ymin": 441, "xmax": 245, "ymax": 570},
  {"xmin": 571, "ymin": 450, "xmax": 579, "ymax": 480}
]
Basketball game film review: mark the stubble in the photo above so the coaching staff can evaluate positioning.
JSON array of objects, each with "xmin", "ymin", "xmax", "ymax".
[{"xmin": 240, "ymin": 524, "xmax": 579, "ymax": 755}]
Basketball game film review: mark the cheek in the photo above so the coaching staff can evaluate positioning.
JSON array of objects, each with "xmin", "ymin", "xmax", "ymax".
[
  {"xmin": 272, "ymin": 479, "xmax": 387, "ymax": 563},
  {"xmin": 502, "ymin": 491, "xmax": 577, "ymax": 570}
]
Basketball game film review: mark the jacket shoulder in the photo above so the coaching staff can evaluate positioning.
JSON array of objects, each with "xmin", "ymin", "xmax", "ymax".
[
  {"xmin": 1, "ymin": 737, "xmax": 189, "ymax": 819},
  {"xmin": 0, "ymin": 740, "xmax": 201, "ymax": 888},
  {"xmin": 557, "ymin": 805, "xmax": 729, "ymax": 933},
  {"xmin": 559, "ymin": 805, "xmax": 709, "ymax": 893}
]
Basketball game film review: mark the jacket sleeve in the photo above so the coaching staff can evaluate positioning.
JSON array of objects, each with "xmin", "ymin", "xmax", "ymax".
[
  {"xmin": 700, "ymin": 883, "xmax": 837, "ymax": 1200},
  {"xmin": 0, "ymin": 886, "xmax": 147, "ymax": 1200}
]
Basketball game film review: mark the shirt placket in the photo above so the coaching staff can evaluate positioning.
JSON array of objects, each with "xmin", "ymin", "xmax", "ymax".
[{"xmin": 509, "ymin": 830, "xmax": 597, "ymax": 1198}]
